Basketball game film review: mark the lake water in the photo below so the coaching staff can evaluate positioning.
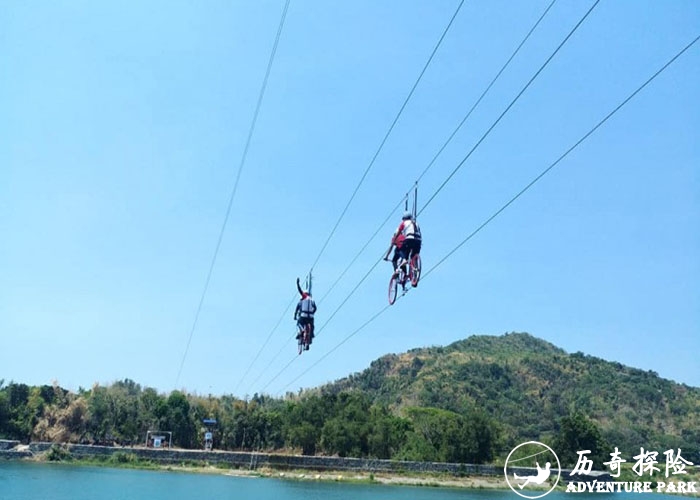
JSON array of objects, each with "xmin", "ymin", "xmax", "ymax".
[{"xmin": 0, "ymin": 461, "xmax": 679, "ymax": 500}]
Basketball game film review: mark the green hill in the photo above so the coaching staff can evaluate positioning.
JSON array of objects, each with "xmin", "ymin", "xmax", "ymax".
[{"xmin": 321, "ymin": 332, "xmax": 700, "ymax": 455}]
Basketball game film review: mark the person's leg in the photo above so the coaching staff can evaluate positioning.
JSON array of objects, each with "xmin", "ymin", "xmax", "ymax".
[
  {"xmin": 403, "ymin": 240, "xmax": 412, "ymax": 262},
  {"xmin": 408, "ymin": 241, "xmax": 420, "ymax": 272},
  {"xmin": 398, "ymin": 245, "xmax": 409, "ymax": 271},
  {"xmin": 392, "ymin": 248, "xmax": 400, "ymax": 273}
]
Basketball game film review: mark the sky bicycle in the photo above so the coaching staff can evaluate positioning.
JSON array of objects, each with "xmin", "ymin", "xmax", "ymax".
[
  {"xmin": 296, "ymin": 319, "xmax": 312, "ymax": 354},
  {"xmin": 387, "ymin": 252, "xmax": 421, "ymax": 305}
]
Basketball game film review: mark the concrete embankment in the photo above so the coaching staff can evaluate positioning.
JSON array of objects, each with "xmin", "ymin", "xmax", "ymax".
[
  {"xmin": 0, "ymin": 440, "xmax": 20, "ymax": 451},
  {"xmin": 1, "ymin": 441, "xmax": 502, "ymax": 475},
  {"xmin": 1, "ymin": 440, "xmax": 605, "ymax": 482},
  {"xmin": 0, "ymin": 440, "xmax": 507, "ymax": 475},
  {"xmin": 0, "ymin": 440, "xmax": 31, "ymax": 459}
]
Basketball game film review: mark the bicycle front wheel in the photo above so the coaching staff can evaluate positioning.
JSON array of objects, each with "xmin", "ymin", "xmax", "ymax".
[{"xmin": 388, "ymin": 275, "xmax": 398, "ymax": 305}]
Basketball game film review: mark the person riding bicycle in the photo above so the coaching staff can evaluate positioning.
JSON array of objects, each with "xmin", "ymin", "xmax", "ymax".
[
  {"xmin": 294, "ymin": 278, "xmax": 317, "ymax": 343},
  {"xmin": 384, "ymin": 211, "xmax": 422, "ymax": 279}
]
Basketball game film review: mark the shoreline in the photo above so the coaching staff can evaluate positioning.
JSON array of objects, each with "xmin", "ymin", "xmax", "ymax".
[
  {"xmin": 178, "ymin": 464, "xmax": 511, "ymax": 489},
  {"xmin": 70, "ymin": 461, "xmax": 512, "ymax": 490},
  {"xmin": 4, "ymin": 443, "xmax": 696, "ymax": 494},
  {"xmin": 7, "ymin": 456, "xmax": 699, "ymax": 495},
  {"xmin": 2, "ymin": 441, "xmax": 513, "ymax": 483},
  {"xmin": 4, "ymin": 448, "xmax": 512, "ymax": 490}
]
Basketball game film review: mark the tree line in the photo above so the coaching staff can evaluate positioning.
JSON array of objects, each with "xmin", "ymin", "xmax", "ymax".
[{"xmin": 0, "ymin": 379, "xmax": 505, "ymax": 463}]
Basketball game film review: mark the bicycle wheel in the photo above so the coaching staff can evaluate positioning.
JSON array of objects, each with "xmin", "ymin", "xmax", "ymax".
[
  {"xmin": 388, "ymin": 275, "xmax": 398, "ymax": 305},
  {"xmin": 410, "ymin": 254, "xmax": 422, "ymax": 287},
  {"xmin": 304, "ymin": 324, "xmax": 311, "ymax": 351}
]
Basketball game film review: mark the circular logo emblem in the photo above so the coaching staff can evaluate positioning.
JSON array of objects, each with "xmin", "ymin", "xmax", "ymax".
[{"xmin": 504, "ymin": 441, "xmax": 561, "ymax": 498}]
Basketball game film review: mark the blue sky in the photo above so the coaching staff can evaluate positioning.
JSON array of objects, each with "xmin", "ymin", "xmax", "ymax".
[{"xmin": 1, "ymin": 0, "xmax": 698, "ymax": 397}]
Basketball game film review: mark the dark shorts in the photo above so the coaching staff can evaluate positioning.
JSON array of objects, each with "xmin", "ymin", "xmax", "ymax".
[
  {"xmin": 399, "ymin": 238, "xmax": 421, "ymax": 261},
  {"xmin": 297, "ymin": 317, "xmax": 313, "ymax": 327}
]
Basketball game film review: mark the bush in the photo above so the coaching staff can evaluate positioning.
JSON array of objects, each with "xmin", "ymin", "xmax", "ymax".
[
  {"xmin": 110, "ymin": 451, "xmax": 137, "ymax": 464},
  {"xmin": 46, "ymin": 444, "xmax": 72, "ymax": 462}
]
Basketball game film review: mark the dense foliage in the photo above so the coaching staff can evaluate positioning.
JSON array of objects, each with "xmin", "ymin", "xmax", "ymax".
[
  {"xmin": 325, "ymin": 333, "xmax": 700, "ymax": 463},
  {"xmin": 1, "ymin": 333, "xmax": 697, "ymax": 464},
  {"xmin": 0, "ymin": 380, "xmax": 497, "ymax": 462}
]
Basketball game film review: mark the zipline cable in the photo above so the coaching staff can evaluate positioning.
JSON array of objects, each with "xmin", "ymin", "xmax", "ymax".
[
  {"xmin": 247, "ymin": 332, "xmax": 296, "ymax": 391},
  {"xmin": 414, "ymin": 0, "xmax": 557, "ymax": 185},
  {"xmin": 241, "ymin": 266, "xmax": 313, "ymax": 394},
  {"xmin": 308, "ymin": 0, "xmax": 467, "ymax": 272},
  {"xmin": 233, "ymin": 294, "xmax": 297, "ymax": 393},
  {"xmin": 286, "ymin": 0, "xmax": 597, "ymax": 343},
  {"xmin": 317, "ymin": 197, "xmax": 404, "ymax": 304},
  {"xmin": 236, "ymin": 266, "xmax": 313, "ymax": 393},
  {"xmin": 241, "ymin": 1, "xmax": 465, "ymax": 393},
  {"xmin": 175, "ymin": 0, "xmax": 292, "ymax": 386},
  {"xmin": 276, "ymin": 32, "xmax": 700, "ymax": 395},
  {"xmin": 260, "ymin": 353, "xmax": 300, "ymax": 393},
  {"xmin": 279, "ymin": 303, "xmax": 392, "ymax": 394},
  {"xmin": 419, "ymin": 0, "xmax": 599, "ymax": 216},
  {"xmin": 315, "ymin": 0, "xmax": 557, "ymax": 307},
  {"xmin": 256, "ymin": 0, "xmax": 598, "ymax": 393},
  {"xmin": 256, "ymin": 257, "xmax": 384, "ymax": 392},
  {"xmin": 315, "ymin": 257, "xmax": 384, "ymax": 336},
  {"xmin": 421, "ymin": 32, "xmax": 700, "ymax": 282}
]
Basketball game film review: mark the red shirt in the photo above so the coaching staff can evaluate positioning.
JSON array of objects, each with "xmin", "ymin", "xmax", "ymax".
[{"xmin": 393, "ymin": 222, "xmax": 407, "ymax": 249}]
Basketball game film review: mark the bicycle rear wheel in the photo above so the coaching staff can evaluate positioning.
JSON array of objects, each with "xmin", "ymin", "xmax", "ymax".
[
  {"xmin": 410, "ymin": 254, "xmax": 422, "ymax": 287},
  {"xmin": 388, "ymin": 275, "xmax": 398, "ymax": 305}
]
